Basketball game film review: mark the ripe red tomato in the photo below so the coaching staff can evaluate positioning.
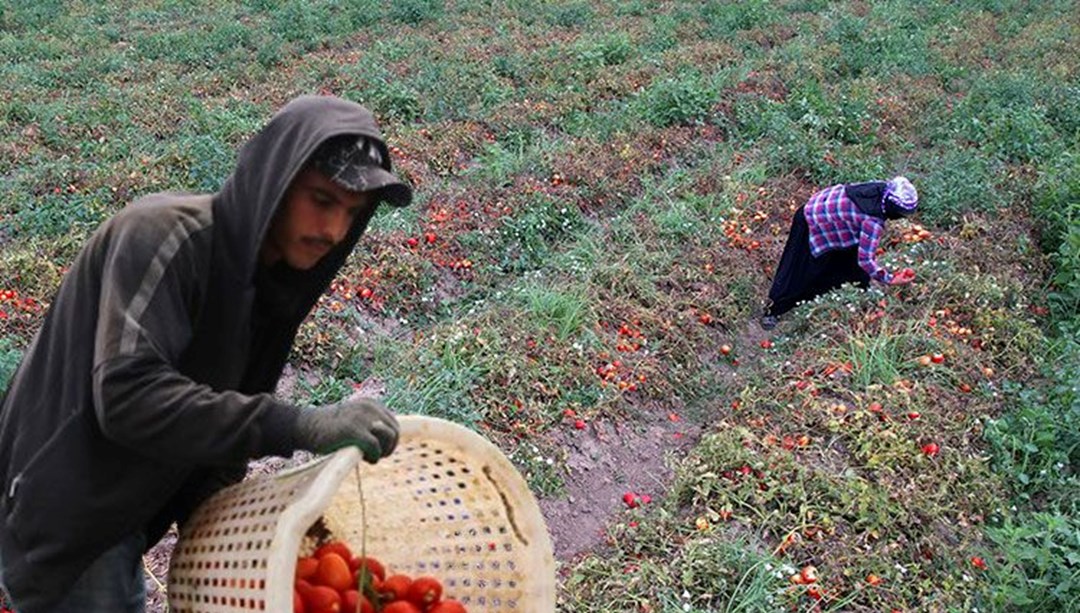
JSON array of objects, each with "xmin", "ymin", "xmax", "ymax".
[
  {"xmin": 379, "ymin": 574, "xmax": 413, "ymax": 602},
  {"xmin": 314, "ymin": 541, "xmax": 354, "ymax": 562},
  {"xmin": 353, "ymin": 556, "xmax": 386, "ymax": 583},
  {"xmin": 406, "ymin": 576, "xmax": 443, "ymax": 608},
  {"xmin": 296, "ymin": 556, "xmax": 320, "ymax": 581},
  {"xmin": 342, "ymin": 589, "xmax": 375, "ymax": 613},
  {"xmin": 429, "ymin": 599, "xmax": 468, "ymax": 613},
  {"xmin": 303, "ymin": 585, "xmax": 342, "ymax": 613},
  {"xmin": 295, "ymin": 579, "xmax": 314, "ymax": 599},
  {"xmin": 352, "ymin": 567, "xmax": 383, "ymax": 593},
  {"xmin": 294, "ymin": 589, "xmax": 306, "ymax": 613},
  {"xmin": 343, "ymin": 589, "xmax": 359, "ymax": 611},
  {"xmin": 314, "ymin": 552, "xmax": 353, "ymax": 592},
  {"xmin": 382, "ymin": 602, "xmax": 423, "ymax": 613}
]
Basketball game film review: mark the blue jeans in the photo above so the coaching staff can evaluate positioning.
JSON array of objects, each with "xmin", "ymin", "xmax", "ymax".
[{"xmin": 0, "ymin": 531, "xmax": 146, "ymax": 613}]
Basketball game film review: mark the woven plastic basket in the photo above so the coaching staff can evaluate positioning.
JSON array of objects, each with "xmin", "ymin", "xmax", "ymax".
[{"xmin": 167, "ymin": 415, "xmax": 556, "ymax": 612}]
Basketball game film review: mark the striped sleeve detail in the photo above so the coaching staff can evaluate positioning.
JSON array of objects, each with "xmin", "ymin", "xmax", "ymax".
[{"xmin": 120, "ymin": 209, "xmax": 210, "ymax": 354}]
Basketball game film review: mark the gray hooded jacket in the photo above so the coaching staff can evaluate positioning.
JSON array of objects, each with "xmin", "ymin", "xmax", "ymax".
[{"xmin": 0, "ymin": 96, "xmax": 402, "ymax": 610}]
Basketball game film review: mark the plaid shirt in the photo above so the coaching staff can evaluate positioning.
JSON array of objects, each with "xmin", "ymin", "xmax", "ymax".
[{"xmin": 803, "ymin": 184, "xmax": 892, "ymax": 283}]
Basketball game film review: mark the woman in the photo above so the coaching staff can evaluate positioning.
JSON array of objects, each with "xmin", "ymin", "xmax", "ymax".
[{"xmin": 761, "ymin": 176, "xmax": 918, "ymax": 329}]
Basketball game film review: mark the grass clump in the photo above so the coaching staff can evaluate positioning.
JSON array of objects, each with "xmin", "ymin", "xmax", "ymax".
[{"xmin": 3, "ymin": 1, "xmax": 1079, "ymax": 610}]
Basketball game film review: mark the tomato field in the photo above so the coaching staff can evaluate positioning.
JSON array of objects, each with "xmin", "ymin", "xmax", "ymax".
[{"xmin": 1, "ymin": 1, "xmax": 1078, "ymax": 611}]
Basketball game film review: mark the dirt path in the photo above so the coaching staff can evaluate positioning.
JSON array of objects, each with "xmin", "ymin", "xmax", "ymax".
[{"xmin": 538, "ymin": 404, "xmax": 705, "ymax": 562}]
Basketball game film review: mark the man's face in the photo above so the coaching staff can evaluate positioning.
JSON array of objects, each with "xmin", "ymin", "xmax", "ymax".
[{"xmin": 260, "ymin": 168, "xmax": 376, "ymax": 270}]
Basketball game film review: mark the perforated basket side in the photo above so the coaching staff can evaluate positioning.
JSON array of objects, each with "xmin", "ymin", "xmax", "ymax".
[
  {"xmin": 319, "ymin": 416, "xmax": 556, "ymax": 612},
  {"xmin": 167, "ymin": 448, "xmax": 361, "ymax": 613},
  {"xmin": 168, "ymin": 416, "xmax": 556, "ymax": 613}
]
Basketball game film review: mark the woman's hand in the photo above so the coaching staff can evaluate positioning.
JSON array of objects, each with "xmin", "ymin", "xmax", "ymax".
[{"xmin": 890, "ymin": 268, "xmax": 916, "ymax": 285}]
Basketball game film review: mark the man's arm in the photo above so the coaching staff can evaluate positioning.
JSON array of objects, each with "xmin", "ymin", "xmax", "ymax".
[
  {"xmin": 89, "ymin": 203, "xmax": 301, "ymax": 465},
  {"xmin": 89, "ymin": 201, "xmax": 397, "ymax": 466}
]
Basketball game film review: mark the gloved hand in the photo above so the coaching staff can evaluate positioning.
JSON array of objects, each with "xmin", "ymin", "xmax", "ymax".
[{"xmin": 295, "ymin": 398, "xmax": 399, "ymax": 463}]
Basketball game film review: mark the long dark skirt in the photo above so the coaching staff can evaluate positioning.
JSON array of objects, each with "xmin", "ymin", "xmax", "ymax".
[{"xmin": 765, "ymin": 206, "xmax": 870, "ymax": 317}]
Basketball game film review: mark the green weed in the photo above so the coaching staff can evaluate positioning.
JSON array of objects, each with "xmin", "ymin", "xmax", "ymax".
[
  {"xmin": 638, "ymin": 74, "xmax": 718, "ymax": 128},
  {"xmin": 582, "ymin": 32, "xmax": 634, "ymax": 67},
  {"xmin": 564, "ymin": 509, "xmax": 784, "ymax": 612},
  {"xmin": 545, "ymin": 2, "xmax": 593, "ymax": 29},
  {"xmin": 1049, "ymin": 225, "xmax": 1080, "ymax": 323},
  {"xmin": 516, "ymin": 281, "xmax": 594, "ymax": 343},
  {"xmin": 0, "ymin": 0, "xmax": 64, "ymax": 32},
  {"xmin": 468, "ymin": 141, "xmax": 530, "ymax": 187},
  {"xmin": 293, "ymin": 374, "xmax": 354, "ymax": 406},
  {"xmin": 388, "ymin": 0, "xmax": 444, "ymax": 25},
  {"xmin": 0, "ymin": 237, "xmax": 71, "ymax": 299},
  {"xmin": 367, "ymin": 81, "xmax": 423, "ymax": 123},
  {"xmin": 3, "ymin": 1, "xmax": 1078, "ymax": 611},
  {"xmin": 375, "ymin": 322, "xmax": 488, "ymax": 426},
  {"xmin": 701, "ymin": 0, "xmax": 776, "ymax": 36},
  {"xmin": 977, "ymin": 511, "xmax": 1080, "ymax": 611},
  {"xmin": 985, "ymin": 384, "xmax": 1079, "ymax": 515},
  {"xmin": 507, "ymin": 441, "xmax": 566, "ymax": 497},
  {"xmin": 1032, "ymin": 152, "xmax": 1080, "ymax": 253},
  {"xmin": 916, "ymin": 146, "xmax": 1010, "ymax": 226},
  {"xmin": 495, "ymin": 191, "xmax": 585, "ymax": 274},
  {"xmin": 0, "ymin": 336, "xmax": 22, "ymax": 394}
]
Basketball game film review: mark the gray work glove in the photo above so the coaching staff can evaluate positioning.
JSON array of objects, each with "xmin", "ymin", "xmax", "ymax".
[{"xmin": 295, "ymin": 398, "xmax": 400, "ymax": 463}]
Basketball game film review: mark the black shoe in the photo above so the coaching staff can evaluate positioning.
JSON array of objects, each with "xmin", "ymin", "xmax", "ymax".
[{"xmin": 760, "ymin": 315, "xmax": 778, "ymax": 330}]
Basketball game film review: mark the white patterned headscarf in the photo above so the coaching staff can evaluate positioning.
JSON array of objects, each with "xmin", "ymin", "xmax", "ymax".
[{"xmin": 884, "ymin": 176, "xmax": 918, "ymax": 215}]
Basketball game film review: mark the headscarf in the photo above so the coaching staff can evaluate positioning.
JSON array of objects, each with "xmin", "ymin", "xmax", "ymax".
[
  {"xmin": 844, "ymin": 176, "xmax": 918, "ymax": 220},
  {"xmin": 883, "ymin": 176, "xmax": 918, "ymax": 219}
]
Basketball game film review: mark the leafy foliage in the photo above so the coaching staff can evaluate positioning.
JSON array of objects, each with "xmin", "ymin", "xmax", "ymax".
[
  {"xmin": 639, "ymin": 75, "xmax": 718, "ymax": 128},
  {"xmin": 1, "ymin": 1, "xmax": 1078, "ymax": 611},
  {"xmin": 0, "ymin": 337, "xmax": 21, "ymax": 394}
]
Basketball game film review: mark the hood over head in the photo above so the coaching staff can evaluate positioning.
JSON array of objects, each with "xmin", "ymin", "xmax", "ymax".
[
  {"xmin": 195, "ymin": 96, "xmax": 413, "ymax": 393},
  {"xmin": 215, "ymin": 95, "xmax": 411, "ymax": 288}
]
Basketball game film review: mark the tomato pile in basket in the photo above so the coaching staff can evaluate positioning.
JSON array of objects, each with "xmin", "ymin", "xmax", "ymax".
[{"xmin": 294, "ymin": 539, "xmax": 468, "ymax": 613}]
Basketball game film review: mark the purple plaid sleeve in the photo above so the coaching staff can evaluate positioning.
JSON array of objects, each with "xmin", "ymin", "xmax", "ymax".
[
  {"xmin": 803, "ymin": 184, "xmax": 892, "ymax": 283},
  {"xmin": 857, "ymin": 218, "xmax": 891, "ymax": 283}
]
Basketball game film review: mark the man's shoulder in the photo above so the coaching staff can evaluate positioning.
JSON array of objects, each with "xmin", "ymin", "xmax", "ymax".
[
  {"xmin": 105, "ymin": 193, "xmax": 214, "ymax": 241},
  {"xmin": 91, "ymin": 193, "xmax": 215, "ymax": 261},
  {"xmin": 113, "ymin": 192, "xmax": 211, "ymax": 218}
]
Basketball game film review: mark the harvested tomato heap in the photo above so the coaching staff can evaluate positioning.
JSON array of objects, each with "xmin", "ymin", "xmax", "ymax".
[{"xmin": 294, "ymin": 539, "xmax": 467, "ymax": 613}]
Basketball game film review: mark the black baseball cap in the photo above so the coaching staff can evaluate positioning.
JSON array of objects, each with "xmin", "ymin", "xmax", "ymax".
[{"xmin": 307, "ymin": 134, "xmax": 412, "ymax": 207}]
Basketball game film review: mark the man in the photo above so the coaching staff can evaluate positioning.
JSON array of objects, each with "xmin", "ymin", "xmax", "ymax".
[
  {"xmin": 0, "ymin": 95, "xmax": 411, "ymax": 612},
  {"xmin": 761, "ymin": 176, "xmax": 919, "ymax": 329}
]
